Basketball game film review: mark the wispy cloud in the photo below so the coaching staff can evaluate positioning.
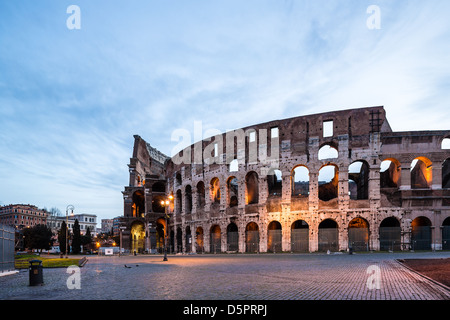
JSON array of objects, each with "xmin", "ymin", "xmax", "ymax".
[{"xmin": 1, "ymin": 0, "xmax": 449, "ymax": 223}]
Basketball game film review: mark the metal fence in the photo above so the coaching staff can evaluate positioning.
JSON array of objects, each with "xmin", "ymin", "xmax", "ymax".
[{"xmin": 0, "ymin": 224, "xmax": 15, "ymax": 273}]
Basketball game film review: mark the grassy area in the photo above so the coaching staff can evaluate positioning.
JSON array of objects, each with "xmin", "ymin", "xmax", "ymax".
[{"xmin": 15, "ymin": 254, "xmax": 81, "ymax": 269}]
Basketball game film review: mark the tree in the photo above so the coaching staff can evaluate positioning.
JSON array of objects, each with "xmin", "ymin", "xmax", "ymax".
[
  {"xmin": 23, "ymin": 224, "xmax": 53, "ymax": 253},
  {"xmin": 72, "ymin": 219, "xmax": 81, "ymax": 254},
  {"xmin": 58, "ymin": 221, "xmax": 68, "ymax": 254},
  {"xmin": 81, "ymin": 226, "xmax": 93, "ymax": 251}
]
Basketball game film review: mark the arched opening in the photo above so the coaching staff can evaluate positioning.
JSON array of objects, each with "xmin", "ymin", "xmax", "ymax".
[
  {"xmin": 267, "ymin": 169, "xmax": 282, "ymax": 197},
  {"xmin": 411, "ymin": 216, "xmax": 432, "ymax": 250},
  {"xmin": 380, "ymin": 158, "xmax": 401, "ymax": 188},
  {"xmin": 245, "ymin": 171, "xmax": 259, "ymax": 204},
  {"xmin": 131, "ymin": 190, "xmax": 145, "ymax": 218},
  {"xmin": 185, "ymin": 185, "xmax": 192, "ymax": 214},
  {"xmin": 318, "ymin": 144, "xmax": 338, "ymax": 160},
  {"xmin": 210, "ymin": 178, "xmax": 221, "ymax": 204},
  {"xmin": 175, "ymin": 172, "xmax": 182, "ymax": 186},
  {"xmin": 442, "ymin": 158, "xmax": 450, "ymax": 189},
  {"xmin": 227, "ymin": 177, "xmax": 238, "ymax": 207},
  {"xmin": 229, "ymin": 158, "xmax": 239, "ymax": 172},
  {"xmin": 291, "ymin": 165, "xmax": 309, "ymax": 198},
  {"xmin": 152, "ymin": 195, "xmax": 165, "ymax": 213},
  {"xmin": 348, "ymin": 217, "xmax": 369, "ymax": 251},
  {"xmin": 185, "ymin": 226, "xmax": 192, "ymax": 253},
  {"xmin": 152, "ymin": 181, "xmax": 165, "ymax": 193},
  {"xmin": 411, "ymin": 157, "xmax": 432, "ymax": 189},
  {"xmin": 318, "ymin": 165, "xmax": 338, "ymax": 202},
  {"xmin": 130, "ymin": 221, "xmax": 145, "ymax": 254},
  {"xmin": 291, "ymin": 220, "xmax": 309, "ymax": 252},
  {"xmin": 196, "ymin": 181, "xmax": 205, "ymax": 209},
  {"xmin": 176, "ymin": 227, "xmax": 182, "ymax": 253},
  {"xmin": 379, "ymin": 217, "xmax": 401, "ymax": 251},
  {"xmin": 227, "ymin": 222, "xmax": 239, "ymax": 252},
  {"xmin": 267, "ymin": 221, "xmax": 282, "ymax": 252},
  {"xmin": 442, "ymin": 217, "xmax": 450, "ymax": 250},
  {"xmin": 155, "ymin": 218, "xmax": 165, "ymax": 253},
  {"xmin": 441, "ymin": 137, "xmax": 450, "ymax": 149},
  {"xmin": 348, "ymin": 161, "xmax": 369, "ymax": 200},
  {"xmin": 245, "ymin": 222, "xmax": 259, "ymax": 253},
  {"xmin": 176, "ymin": 189, "xmax": 182, "ymax": 214},
  {"xmin": 318, "ymin": 219, "xmax": 338, "ymax": 252},
  {"xmin": 210, "ymin": 225, "xmax": 221, "ymax": 253},
  {"xmin": 195, "ymin": 227, "xmax": 204, "ymax": 253}
]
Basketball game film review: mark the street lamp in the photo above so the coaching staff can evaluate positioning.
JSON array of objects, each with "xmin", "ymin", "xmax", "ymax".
[
  {"xmin": 65, "ymin": 205, "xmax": 74, "ymax": 258},
  {"xmin": 161, "ymin": 195, "xmax": 173, "ymax": 261}
]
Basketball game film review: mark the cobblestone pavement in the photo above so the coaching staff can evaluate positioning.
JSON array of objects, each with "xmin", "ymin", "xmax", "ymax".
[{"xmin": 1, "ymin": 252, "xmax": 449, "ymax": 300}]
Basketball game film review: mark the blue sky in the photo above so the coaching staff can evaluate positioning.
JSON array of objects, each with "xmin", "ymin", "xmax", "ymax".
[{"xmin": 1, "ymin": 1, "xmax": 449, "ymax": 226}]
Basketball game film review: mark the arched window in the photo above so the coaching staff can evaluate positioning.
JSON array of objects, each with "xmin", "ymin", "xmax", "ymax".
[
  {"xmin": 441, "ymin": 137, "xmax": 450, "ymax": 149},
  {"xmin": 267, "ymin": 169, "xmax": 282, "ymax": 196},
  {"xmin": 196, "ymin": 181, "xmax": 205, "ymax": 209},
  {"xmin": 227, "ymin": 177, "xmax": 238, "ymax": 207},
  {"xmin": 291, "ymin": 165, "xmax": 309, "ymax": 198},
  {"xmin": 442, "ymin": 158, "xmax": 450, "ymax": 189},
  {"xmin": 210, "ymin": 178, "xmax": 220, "ymax": 203},
  {"xmin": 411, "ymin": 157, "xmax": 432, "ymax": 189},
  {"xmin": 245, "ymin": 171, "xmax": 259, "ymax": 204},
  {"xmin": 318, "ymin": 165, "xmax": 338, "ymax": 201},
  {"xmin": 380, "ymin": 158, "xmax": 401, "ymax": 188},
  {"xmin": 318, "ymin": 144, "xmax": 338, "ymax": 160},
  {"xmin": 229, "ymin": 159, "xmax": 239, "ymax": 172},
  {"xmin": 348, "ymin": 160, "xmax": 369, "ymax": 200},
  {"xmin": 185, "ymin": 185, "xmax": 192, "ymax": 214}
]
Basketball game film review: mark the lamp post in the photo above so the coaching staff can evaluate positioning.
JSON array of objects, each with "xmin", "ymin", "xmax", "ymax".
[
  {"xmin": 161, "ymin": 195, "xmax": 173, "ymax": 261},
  {"xmin": 65, "ymin": 205, "xmax": 74, "ymax": 258}
]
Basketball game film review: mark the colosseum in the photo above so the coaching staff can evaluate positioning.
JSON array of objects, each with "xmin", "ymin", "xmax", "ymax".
[{"xmin": 121, "ymin": 106, "xmax": 450, "ymax": 254}]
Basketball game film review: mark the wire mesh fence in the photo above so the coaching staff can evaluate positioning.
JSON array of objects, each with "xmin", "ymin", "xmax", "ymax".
[{"xmin": 0, "ymin": 224, "xmax": 15, "ymax": 273}]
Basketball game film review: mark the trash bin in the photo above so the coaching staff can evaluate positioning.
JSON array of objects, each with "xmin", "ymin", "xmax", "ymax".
[{"xmin": 29, "ymin": 259, "xmax": 44, "ymax": 286}]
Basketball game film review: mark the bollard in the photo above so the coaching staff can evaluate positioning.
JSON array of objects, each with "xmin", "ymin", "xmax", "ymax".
[{"xmin": 29, "ymin": 259, "xmax": 44, "ymax": 286}]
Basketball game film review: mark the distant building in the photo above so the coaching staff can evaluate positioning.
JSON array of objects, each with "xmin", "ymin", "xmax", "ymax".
[
  {"xmin": 112, "ymin": 216, "xmax": 122, "ymax": 237},
  {"xmin": 50, "ymin": 213, "xmax": 97, "ymax": 237},
  {"xmin": 101, "ymin": 218, "xmax": 113, "ymax": 234},
  {"xmin": 0, "ymin": 204, "xmax": 48, "ymax": 229}
]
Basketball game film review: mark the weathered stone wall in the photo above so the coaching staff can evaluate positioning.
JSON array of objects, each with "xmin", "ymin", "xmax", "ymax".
[{"xmin": 123, "ymin": 106, "xmax": 450, "ymax": 253}]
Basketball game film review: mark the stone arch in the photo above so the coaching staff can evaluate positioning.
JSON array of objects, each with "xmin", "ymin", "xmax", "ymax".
[
  {"xmin": 130, "ymin": 220, "xmax": 145, "ymax": 253},
  {"xmin": 380, "ymin": 158, "xmax": 401, "ymax": 188},
  {"xmin": 196, "ymin": 181, "xmax": 205, "ymax": 209},
  {"xmin": 379, "ymin": 217, "xmax": 401, "ymax": 251},
  {"xmin": 291, "ymin": 165, "xmax": 309, "ymax": 198},
  {"xmin": 185, "ymin": 226, "xmax": 192, "ymax": 252},
  {"xmin": 176, "ymin": 189, "xmax": 182, "ymax": 214},
  {"xmin": 195, "ymin": 226, "xmax": 204, "ymax": 253},
  {"xmin": 318, "ymin": 219, "xmax": 339, "ymax": 252},
  {"xmin": 348, "ymin": 217, "xmax": 370, "ymax": 251},
  {"xmin": 442, "ymin": 158, "xmax": 450, "ymax": 189},
  {"xmin": 411, "ymin": 216, "xmax": 432, "ymax": 250},
  {"xmin": 318, "ymin": 143, "xmax": 338, "ymax": 160},
  {"xmin": 411, "ymin": 157, "xmax": 432, "ymax": 189},
  {"xmin": 245, "ymin": 171, "xmax": 259, "ymax": 204},
  {"xmin": 131, "ymin": 190, "xmax": 145, "ymax": 218},
  {"xmin": 185, "ymin": 185, "xmax": 192, "ymax": 214},
  {"xmin": 226, "ymin": 222, "xmax": 239, "ymax": 251},
  {"xmin": 267, "ymin": 169, "xmax": 282, "ymax": 197},
  {"xmin": 442, "ymin": 217, "xmax": 450, "ymax": 250},
  {"xmin": 245, "ymin": 222, "xmax": 259, "ymax": 253},
  {"xmin": 227, "ymin": 176, "xmax": 239, "ymax": 207},
  {"xmin": 210, "ymin": 224, "xmax": 221, "ymax": 253},
  {"xmin": 210, "ymin": 178, "xmax": 221, "ymax": 204},
  {"xmin": 267, "ymin": 221, "xmax": 282, "ymax": 252},
  {"xmin": 348, "ymin": 160, "xmax": 369, "ymax": 200},
  {"xmin": 318, "ymin": 164, "xmax": 339, "ymax": 202},
  {"xmin": 291, "ymin": 220, "xmax": 309, "ymax": 252}
]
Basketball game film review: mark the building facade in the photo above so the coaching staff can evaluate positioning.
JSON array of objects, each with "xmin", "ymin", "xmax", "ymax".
[
  {"xmin": 0, "ymin": 204, "xmax": 48, "ymax": 229},
  {"xmin": 122, "ymin": 106, "xmax": 450, "ymax": 253}
]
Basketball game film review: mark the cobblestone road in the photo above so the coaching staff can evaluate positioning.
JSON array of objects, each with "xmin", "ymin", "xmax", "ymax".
[{"xmin": 1, "ymin": 252, "xmax": 449, "ymax": 300}]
